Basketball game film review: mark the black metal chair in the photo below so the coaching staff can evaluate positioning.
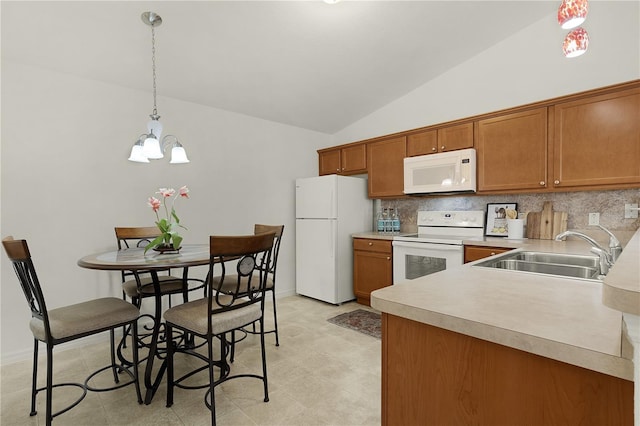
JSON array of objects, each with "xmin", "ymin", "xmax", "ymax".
[
  {"xmin": 211, "ymin": 224, "xmax": 284, "ymax": 346},
  {"xmin": 2, "ymin": 236, "xmax": 142, "ymax": 426},
  {"xmin": 164, "ymin": 232, "xmax": 275, "ymax": 425}
]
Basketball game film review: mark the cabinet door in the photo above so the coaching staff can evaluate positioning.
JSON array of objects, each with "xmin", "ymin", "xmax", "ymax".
[
  {"xmin": 476, "ymin": 107, "xmax": 548, "ymax": 192},
  {"xmin": 553, "ymin": 87, "xmax": 640, "ymax": 189},
  {"xmin": 354, "ymin": 246, "xmax": 392, "ymax": 306},
  {"xmin": 437, "ymin": 122, "xmax": 474, "ymax": 152},
  {"xmin": 341, "ymin": 143, "xmax": 367, "ymax": 174},
  {"xmin": 367, "ymin": 136, "xmax": 407, "ymax": 198},
  {"xmin": 463, "ymin": 245, "xmax": 511, "ymax": 263},
  {"xmin": 407, "ymin": 130, "xmax": 438, "ymax": 156},
  {"xmin": 318, "ymin": 149, "xmax": 341, "ymax": 176}
]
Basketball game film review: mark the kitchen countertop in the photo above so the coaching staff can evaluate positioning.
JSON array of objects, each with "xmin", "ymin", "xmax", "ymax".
[
  {"xmin": 602, "ymin": 229, "xmax": 640, "ymax": 316},
  {"xmin": 370, "ymin": 232, "xmax": 640, "ymax": 381}
]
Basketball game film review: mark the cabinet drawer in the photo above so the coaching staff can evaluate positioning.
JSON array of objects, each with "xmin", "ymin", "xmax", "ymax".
[
  {"xmin": 354, "ymin": 238, "xmax": 392, "ymax": 253},
  {"xmin": 464, "ymin": 245, "xmax": 511, "ymax": 263}
]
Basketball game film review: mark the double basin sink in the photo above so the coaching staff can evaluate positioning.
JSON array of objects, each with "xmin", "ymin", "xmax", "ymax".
[{"xmin": 474, "ymin": 251, "xmax": 602, "ymax": 282}]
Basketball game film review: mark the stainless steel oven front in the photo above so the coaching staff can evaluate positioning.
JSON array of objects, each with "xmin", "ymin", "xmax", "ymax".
[{"xmin": 392, "ymin": 240, "xmax": 463, "ymax": 284}]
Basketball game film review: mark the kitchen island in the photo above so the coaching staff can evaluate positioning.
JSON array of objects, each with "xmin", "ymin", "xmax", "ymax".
[{"xmin": 371, "ymin": 235, "xmax": 637, "ymax": 425}]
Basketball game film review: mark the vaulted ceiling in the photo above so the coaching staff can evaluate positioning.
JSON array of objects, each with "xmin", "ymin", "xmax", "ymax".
[{"xmin": 1, "ymin": 1, "xmax": 556, "ymax": 133}]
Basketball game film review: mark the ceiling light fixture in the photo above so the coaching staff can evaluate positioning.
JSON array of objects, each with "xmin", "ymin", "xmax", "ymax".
[
  {"xmin": 562, "ymin": 27, "xmax": 589, "ymax": 58},
  {"xmin": 557, "ymin": 0, "xmax": 589, "ymax": 30},
  {"xmin": 128, "ymin": 11, "xmax": 189, "ymax": 164}
]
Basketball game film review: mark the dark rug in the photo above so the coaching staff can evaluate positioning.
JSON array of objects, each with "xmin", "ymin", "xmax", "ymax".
[{"xmin": 327, "ymin": 309, "xmax": 381, "ymax": 339}]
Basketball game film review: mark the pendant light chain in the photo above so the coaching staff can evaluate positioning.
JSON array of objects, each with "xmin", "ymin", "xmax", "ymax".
[{"xmin": 151, "ymin": 24, "xmax": 159, "ymax": 119}]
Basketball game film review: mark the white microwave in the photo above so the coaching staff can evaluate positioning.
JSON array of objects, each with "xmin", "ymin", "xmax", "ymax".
[{"xmin": 403, "ymin": 148, "xmax": 476, "ymax": 195}]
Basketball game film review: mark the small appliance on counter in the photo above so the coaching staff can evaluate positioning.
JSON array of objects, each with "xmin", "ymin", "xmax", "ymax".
[{"xmin": 295, "ymin": 175, "xmax": 372, "ymax": 304}]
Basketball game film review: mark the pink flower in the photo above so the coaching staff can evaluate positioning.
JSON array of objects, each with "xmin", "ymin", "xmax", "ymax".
[
  {"xmin": 148, "ymin": 197, "xmax": 161, "ymax": 213},
  {"xmin": 157, "ymin": 188, "xmax": 175, "ymax": 198},
  {"xmin": 179, "ymin": 186, "xmax": 190, "ymax": 198}
]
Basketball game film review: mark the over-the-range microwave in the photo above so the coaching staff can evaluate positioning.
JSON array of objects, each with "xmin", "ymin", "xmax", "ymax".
[{"xmin": 403, "ymin": 148, "xmax": 476, "ymax": 195}]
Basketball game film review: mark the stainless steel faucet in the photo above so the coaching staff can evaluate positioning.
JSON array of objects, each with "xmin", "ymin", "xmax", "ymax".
[{"xmin": 555, "ymin": 225, "xmax": 623, "ymax": 275}]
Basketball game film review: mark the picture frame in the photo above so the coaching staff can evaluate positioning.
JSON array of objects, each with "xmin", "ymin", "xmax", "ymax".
[{"xmin": 485, "ymin": 203, "xmax": 518, "ymax": 237}]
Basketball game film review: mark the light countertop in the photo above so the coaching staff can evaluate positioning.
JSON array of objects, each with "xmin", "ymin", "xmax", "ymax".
[{"xmin": 370, "ymin": 231, "xmax": 640, "ymax": 381}]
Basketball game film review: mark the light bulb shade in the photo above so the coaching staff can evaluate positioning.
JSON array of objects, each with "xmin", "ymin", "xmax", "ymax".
[
  {"xmin": 170, "ymin": 146, "xmax": 190, "ymax": 164},
  {"xmin": 147, "ymin": 118, "xmax": 163, "ymax": 140},
  {"xmin": 143, "ymin": 134, "xmax": 164, "ymax": 159},
  {"xmin": 128, "ymin": 143, "xmax": 150, "ymax": 163},
  {"xmin": 557, "ymin": 0, "xmax": 588, "ymax": 30},
  {"xmin": 563, "ymin": 27, "xmax": 589, "ymax": 58}
]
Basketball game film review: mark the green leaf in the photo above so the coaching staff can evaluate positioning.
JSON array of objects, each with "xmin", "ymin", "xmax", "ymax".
[
  {"xmin": 144, "ymin": 235, "xmax": 165, "ymax": 254},
  {"xmin": 172, "ymin": 234, "xmax": 183, "ymax": 249}
]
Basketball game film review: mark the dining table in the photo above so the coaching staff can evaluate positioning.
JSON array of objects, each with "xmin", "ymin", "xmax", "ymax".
[{"xmin": 77, "ymin": 244, "xmax": 211, "ymax": 404}]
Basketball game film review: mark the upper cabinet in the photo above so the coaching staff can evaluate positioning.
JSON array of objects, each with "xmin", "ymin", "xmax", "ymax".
[
  {"xmin": 552, "ymin": 87, "xmax": 640, "ymax": 190},
  {"xmin": 407, "ymin": 122, "xmax": 474, "ymax": 157},
  {"xmin": 476, "ymin": 107, "xmax": 548, "ymax": 193},
  {"xmin": 318, "ymin": 143, "xmax": 367, "ymax": 176},
  {"xmin": 367, "ymin": 136, "xmax": 407, "ymax": 198}
]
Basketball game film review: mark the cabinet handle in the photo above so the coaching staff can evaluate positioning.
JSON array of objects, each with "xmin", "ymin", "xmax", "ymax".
[
  {"xmin": 539, "ymin": 181, "xmax": 545, "ymax": 186},
  {"xmin": 554, "ymin": 180, "xmax": 560, "ymax": 184},
  {"xmin": 490, "ymin": 252, "xmax": 496, "ymax": 256},
  {"xmin": 386, "ymin": 256, "xmax": 391, "ymax": 260},
  {"xmin": 336, "ymin": 168, "xmax": 340, "ymax": 172},
  {"xmin": 441, "ymin": 145, "xmax": 446, "ymax": 150},
  {"xmin": 368, "ymin": 242, "xmax": 373, "ymax": 246},
  {"xmin": 341, "ymin": 168, "xmax": 345, "ymax": 171},
  {"xmin": 431, "ymin": 147, "xmax": 437, "ymax": 152}
]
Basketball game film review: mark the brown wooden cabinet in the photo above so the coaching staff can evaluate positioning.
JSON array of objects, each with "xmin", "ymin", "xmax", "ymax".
[
  {"xmin": 476, "ymin": 107, "xmax": 548, "ymax": 193},
  {"xmin": 406, "ymin": 122, "xmax": 474, "ymax": 157},
  {"xmin": 381, "ymin": 314, "xmax": 633, "ymax": 426},
  {"xmin": 353, "ymin": 238, "xmax": 392, "ymax": 306},
  {"xmin": 463, "ymin": 245, "xmax": 511, "ymax": 263},
  {"xmin": 552, "ymin": 86, "xmax": 640, "ymax": 190},
  {"xmin": 367, "ymin": 136, "xmax": 407, "ymax": 198},
  {"xmin": 318, "ymin": 143, "xmax": 367, "ymax": 176}
]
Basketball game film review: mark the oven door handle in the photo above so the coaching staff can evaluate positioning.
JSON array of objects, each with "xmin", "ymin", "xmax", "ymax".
[{"xmin": 392, "ymin": 240, "xmax": 462, "ymax": 251}]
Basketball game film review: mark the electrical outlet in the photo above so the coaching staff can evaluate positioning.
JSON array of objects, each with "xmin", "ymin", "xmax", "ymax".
[
  {"xmin": 624, "ymin": 203, "xmax": 639, "ymax": 219},
  {"xmin": 588, "ymin": 212, "xmax": 600, "ymax": 225}
]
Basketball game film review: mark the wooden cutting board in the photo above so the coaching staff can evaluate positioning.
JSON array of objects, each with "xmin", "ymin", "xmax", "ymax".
[{"xmin": 526, "ymin": 201, "xmax": 568, "ymax": 239}]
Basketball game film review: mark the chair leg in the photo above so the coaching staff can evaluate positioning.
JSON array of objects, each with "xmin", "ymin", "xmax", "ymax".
[
  {"xmin": 271, "ymin": 289, "xmax": 279, "ymax": 346},
  {"xmin": 259, "ymin": 318, "xmax": 269, "ymax": 403},
  {"xmin": 132, "ymin": 321, "xmax": 143, "ymax": 404},
  {"xmin": 166, "ymin": 323, "xmax": 174, "ymax": 408},
  {"xmin": 110, "ymin": 329, "xmax": 119, "ymax": 384},
  {"xmin": 122, "ymin": 291, "xmax": 128, "ymax": 349},
  {"xmin": 208, "ymin": 334, "xmax": 217, "ymax": 426},
  {"xmin": 30, "ymin": 339, "xmax": 38, "ymax": 416},
  {"xmin": 46, "ymin": 344, "xmax": 54, "ymax": 426}
]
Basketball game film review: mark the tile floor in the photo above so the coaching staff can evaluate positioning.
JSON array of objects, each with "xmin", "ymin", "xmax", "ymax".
[{"xmin": 1, "ymin": 295, "xmax": 382, "ymax": 425}]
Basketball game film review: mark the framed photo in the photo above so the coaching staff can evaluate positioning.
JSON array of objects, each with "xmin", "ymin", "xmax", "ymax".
[{"xmin": 485, "ymin": 203, "xmax": 518, "ymax": 236}]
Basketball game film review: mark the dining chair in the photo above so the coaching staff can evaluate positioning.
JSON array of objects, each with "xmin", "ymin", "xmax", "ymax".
[
  {"xmin": 211, "ymin": 224, "xmax": 284, "ymax": 347},
  {"xmin": 164, "ymin": 232, "xmax": 275, "ymax": 426},
  {"xmin": 2, "ymin": 236, "xmax": 142, "ymax": 426}
]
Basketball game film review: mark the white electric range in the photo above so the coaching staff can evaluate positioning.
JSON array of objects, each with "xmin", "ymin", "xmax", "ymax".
[{"xmin": 392, "ymin": 210, "xmax": 485, "ymax": 284}]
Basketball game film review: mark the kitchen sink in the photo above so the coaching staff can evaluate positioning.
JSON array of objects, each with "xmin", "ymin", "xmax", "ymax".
[{"xmin": 474, "ymin": 251, "xmax": 602, "ymax": 282}]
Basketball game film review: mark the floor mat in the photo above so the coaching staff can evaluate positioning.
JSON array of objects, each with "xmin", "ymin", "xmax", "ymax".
[{"xmin": 327, "ymin": 309, "xmax": 381, "ymax": 339}]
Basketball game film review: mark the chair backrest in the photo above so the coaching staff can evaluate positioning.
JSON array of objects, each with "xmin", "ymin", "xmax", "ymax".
[
  {"xmin": 207, "ymin": 233, "xmax": 275, "ymax": 316},
  {"xmin": 2, "ymin": 236, "xmax": 51, "ymax": 339},
  {"xmin": 254, "ymin": 224, "xmax": 284, "ymax": 278},
  {"xmin": 114, "ymin": 226, "xmax": 162, "ymax": 249}
]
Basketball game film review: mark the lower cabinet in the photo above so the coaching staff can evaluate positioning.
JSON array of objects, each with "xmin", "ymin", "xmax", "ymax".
[
  {"xmin": 464, "ymin": 245, "xmax": 511, "ymax": 263},
  {"xmin": 353, "ymin": 238, "xmax": 392, "ymax": 306},
  {"xmin": 381, "ymin": 314, "xmax": 633, "ymax": 426}
]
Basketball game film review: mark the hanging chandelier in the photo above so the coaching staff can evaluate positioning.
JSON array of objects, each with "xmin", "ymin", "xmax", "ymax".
[
  {"xmin": 128, "ymin": 12, "xmax": 189, "ymax": 164},
  {"xmin": 563, "ymin": 27, "xmax": 589, "ymax": 58}
]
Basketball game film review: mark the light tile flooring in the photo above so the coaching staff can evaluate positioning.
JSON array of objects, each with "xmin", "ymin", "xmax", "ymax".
[{"xmin": 1, "ymin": 296, "xmax": 381, "ymax": 425}]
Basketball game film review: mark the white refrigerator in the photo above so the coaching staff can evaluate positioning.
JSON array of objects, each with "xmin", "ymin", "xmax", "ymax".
[{"xmin": 295, "ymin": 175, "xmax": 372, "ymax": 304}]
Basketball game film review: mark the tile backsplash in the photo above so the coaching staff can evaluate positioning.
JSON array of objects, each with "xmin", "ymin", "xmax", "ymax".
[{"xmin": 379, "ymin": 188, "xmax": 640, "ymax": 244}]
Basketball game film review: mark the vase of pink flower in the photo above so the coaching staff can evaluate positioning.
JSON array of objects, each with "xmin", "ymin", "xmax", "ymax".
[{"xmin": 144, "ymin": 186, "xmax": 190, "ymax": 254}]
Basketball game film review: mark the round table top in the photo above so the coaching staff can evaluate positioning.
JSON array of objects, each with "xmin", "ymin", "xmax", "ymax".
[{"xmin": 77, "ymin": 244, "xmax": 210, "ymax": 271}]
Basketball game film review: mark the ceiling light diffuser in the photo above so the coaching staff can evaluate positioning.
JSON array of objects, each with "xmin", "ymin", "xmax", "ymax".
[
  {"xmin": 563, "ymin": 27, "xmax": 589, "ymax": 58},
  {"xmin": 557, "ymin": 0, "xmax": 589, "ymax": 30}
]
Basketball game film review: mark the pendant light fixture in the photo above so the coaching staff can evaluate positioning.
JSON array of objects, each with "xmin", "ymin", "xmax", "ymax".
[
  {"xmin": 563, "ymin": 27, "xmax": 589, "ymax": 58},
  {"xmin": 557, "ymin": 0, "xmax": 589, "ymax": 30},
  {"xmin": 128, "ymin": 11, "xmax": 189, "ymax": 164}
]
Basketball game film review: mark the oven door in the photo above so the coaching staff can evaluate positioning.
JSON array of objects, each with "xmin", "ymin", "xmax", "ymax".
[{"xmin": 392, "ymin": 240, "xmax": 463, "ymax": 284}]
